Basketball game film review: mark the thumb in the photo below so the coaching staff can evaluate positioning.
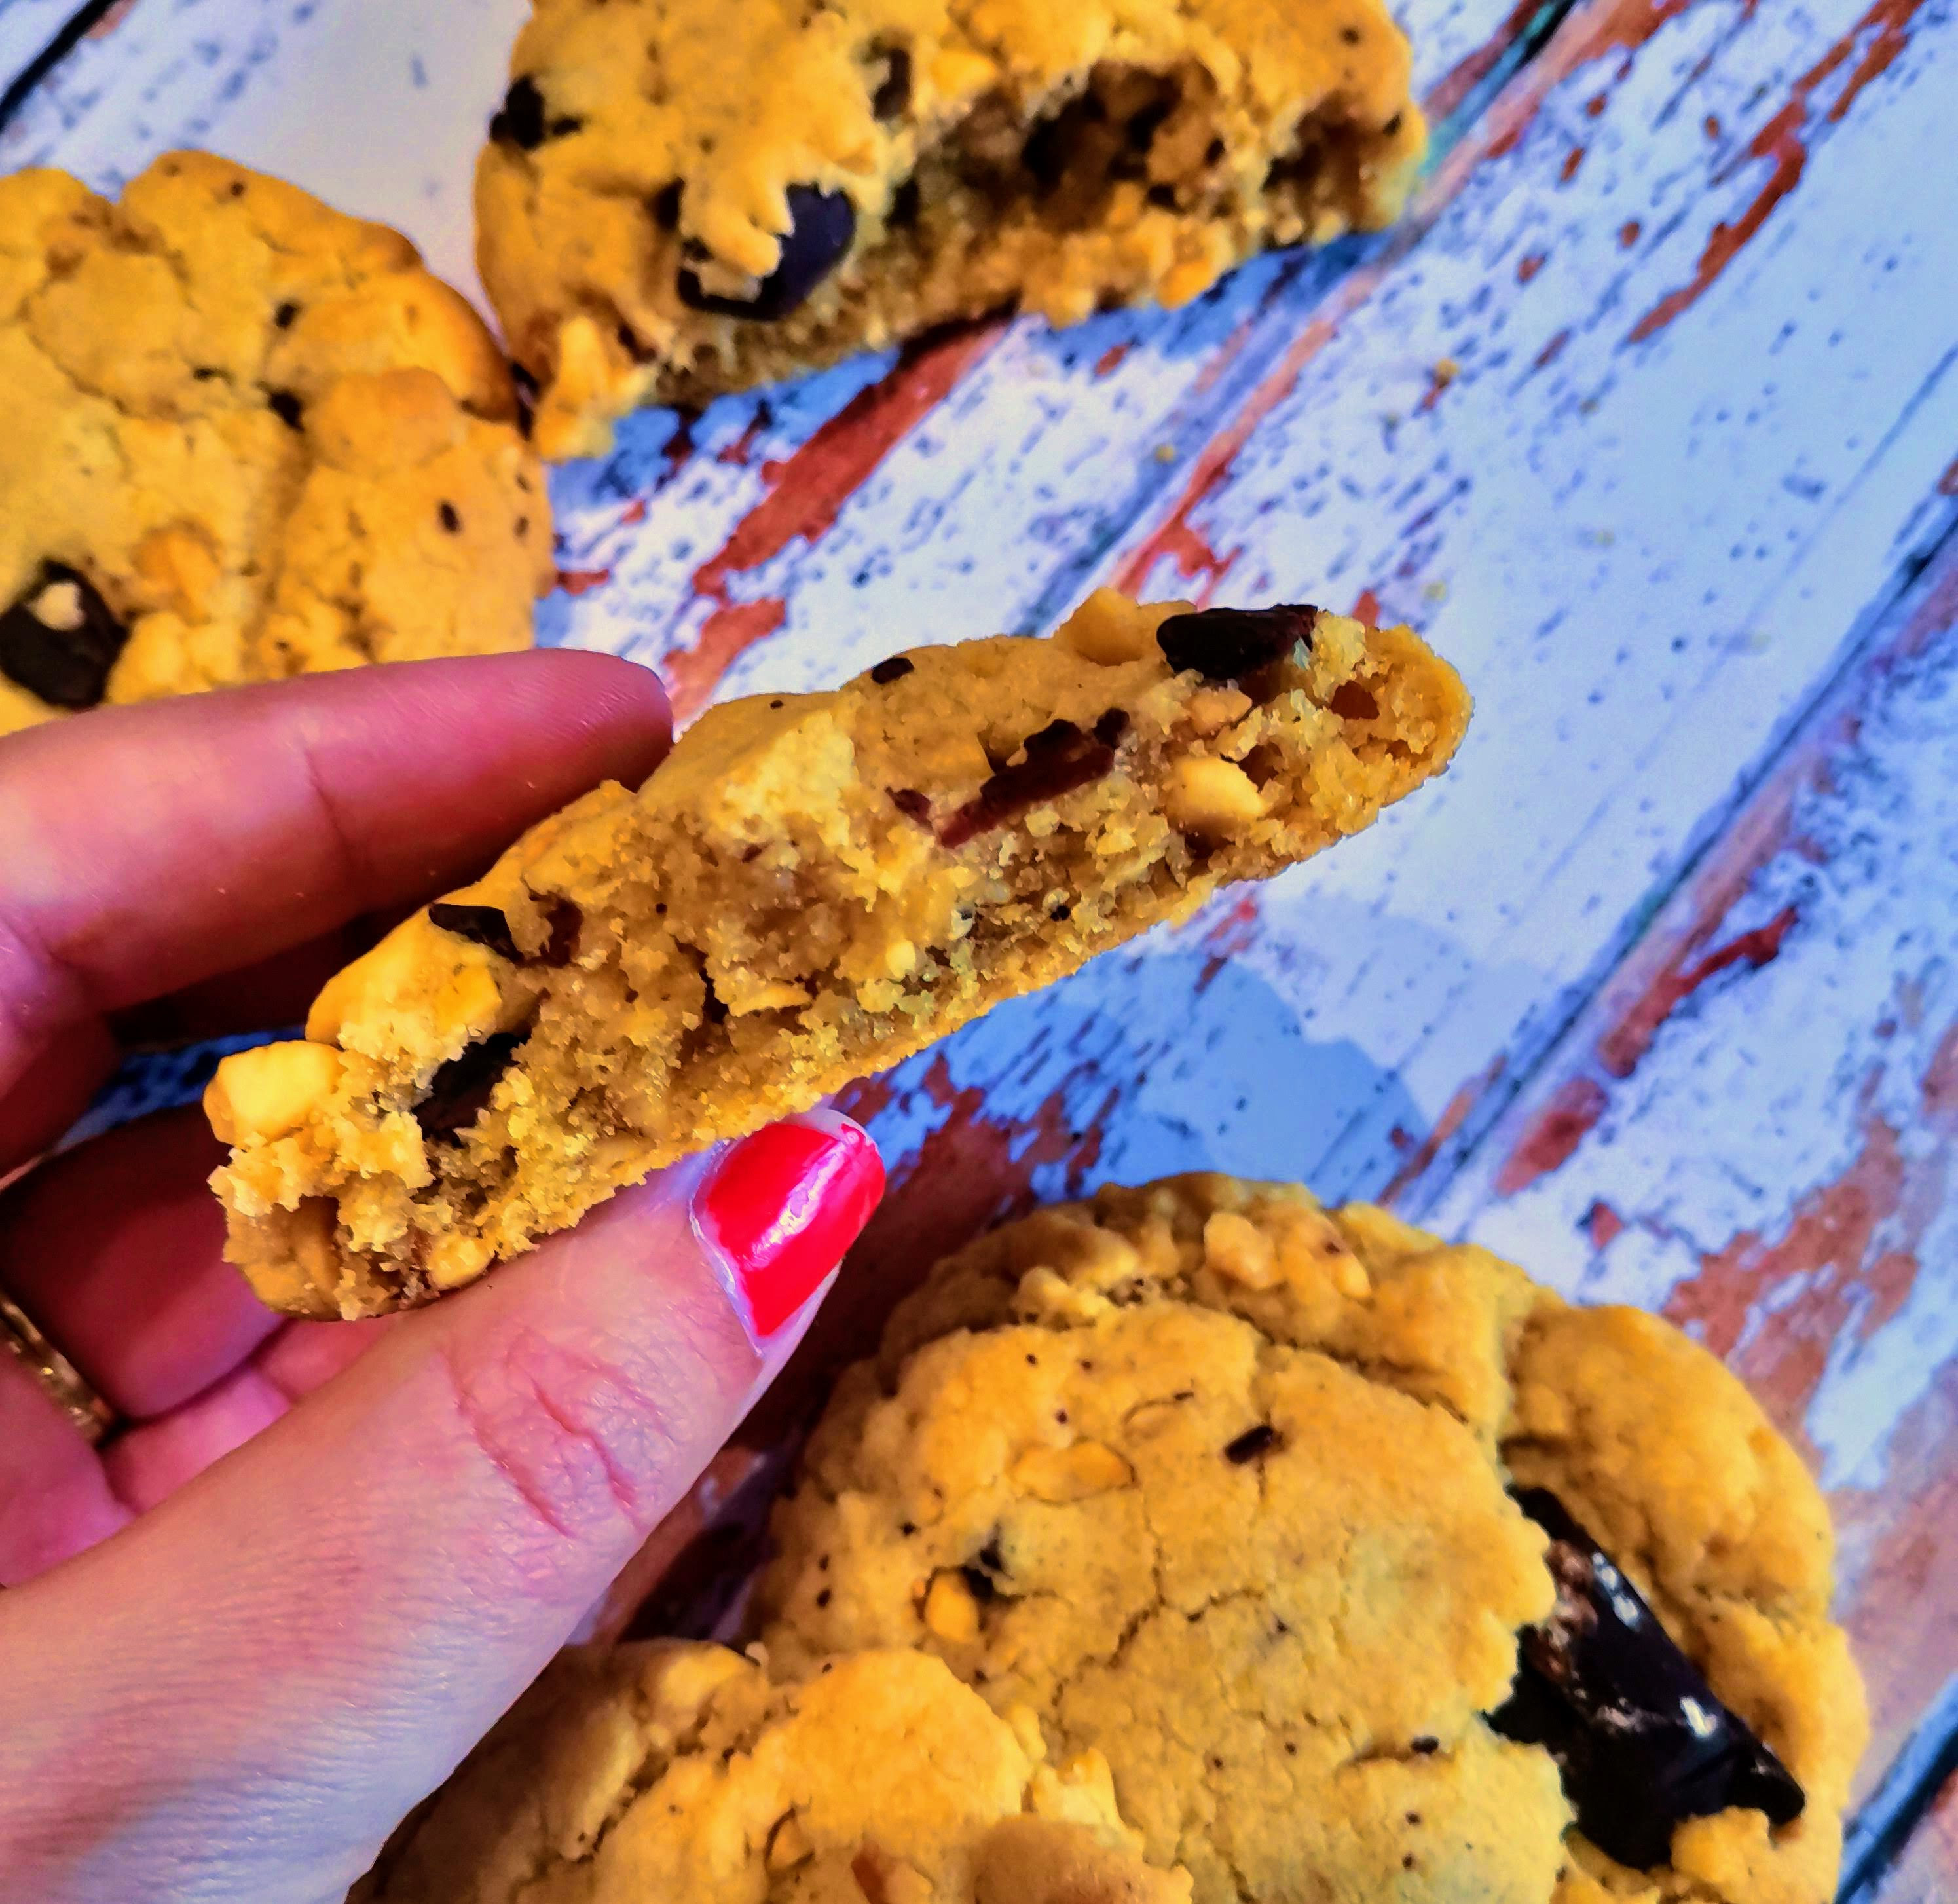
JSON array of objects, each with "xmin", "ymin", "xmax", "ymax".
[{"xmin": 0, "ymin": 1110, "xmax": 882, "ymax": 1904}]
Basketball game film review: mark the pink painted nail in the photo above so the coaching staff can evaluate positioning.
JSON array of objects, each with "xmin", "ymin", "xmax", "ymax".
[{"xmin": 691, "ymin": 1111, "xmax": 884, "ymax": 1342}]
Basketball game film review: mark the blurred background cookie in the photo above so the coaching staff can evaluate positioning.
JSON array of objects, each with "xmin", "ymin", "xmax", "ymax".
[{"xmin": 0, "ymin": 151, "xmax": 553, "ymax": 735}]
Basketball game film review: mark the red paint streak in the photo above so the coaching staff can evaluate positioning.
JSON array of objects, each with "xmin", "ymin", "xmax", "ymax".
[
  {"xmin": 661, "ymin": 599, "xmax": 786, "ymax": 723},
  {"xmin": 1664, "ymin": 1026, "xmax": 1957, "ymax": 1430},
  {"xmin": 1095, "ymin": 342, "xmax": 1132, "ymax": 378},
  {"xmin": 1517, "ymin": 250, "xmax": 1548, "ymax": 283},
  {"xmin": 1494, "ymin": 1075, "xmax": 1608, "ymax": 1197},
  {"xmin": 1583, "ymin": 1199, "xmax": 1626, "ymax": 1250},
  {"xmin": 1422, "ymin": 0, "xmax": 1551, "ymax": 120},
  {"xmin": 556, "ymin": 567, "xmax": 612, "ymax": 596},
  {"xmin": 1938, "ymin": 457, "xmax": 1958, "ymax": 496},
  {"xmin": 1115, "ymin": 313, "xmax": 1341, "ymax": 598},
  {"xmin": 692, "ymin": 326, "xmax": 995, "ymax": 605},
  {"xmin": 1619, "ymin": 218, "xmax": 1642, "ymax": 246},
  {"xmin": 1350, "ymin": 588, "xmax": 1383, "ymax": 628},
  {"xmin": 1380, "ymin": 1056, "xmax": 1507, "ymax": 1206},
  {"xmin": 1597, "ymin": 905, "xmax": 1799, "ymax": 1079},
  {"xmin": 1585, "ymin": 90, "xmax": 1610, "ymax": 116},
  {"xmin": 1559, "ymin": 145, "xmax": 1587, "ymax": 183},
  {"xmin": 1415, "ymin": 362, "xmax": 1458, "ymax": 415},
  {"xmin": 619, "ymin": 498, "xmax": 648, "ymax": 527},
  {"xmin": 1703, "ymin": 113, "xmax": 1722, "ymax": 140},
  {"xmin": 1628, "ymin": 0, "xmax": 1927, "ymax": 343},
  {"xmin": 1533, "ymin": 327, "xmax": 1572, "ymax": 370},
  {"xmin": 654, "ymin": 325, "xmax": 996, "ymax": 714},
  {"xmin": 1198, "ymin": 893, "xmax": 1264, "ymax": 990}
]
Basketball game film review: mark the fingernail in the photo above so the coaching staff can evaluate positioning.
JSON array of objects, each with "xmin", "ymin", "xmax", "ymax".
[{"xmin": 691, "ymin": 1111, "xmax": 884, "ymax": 1344}]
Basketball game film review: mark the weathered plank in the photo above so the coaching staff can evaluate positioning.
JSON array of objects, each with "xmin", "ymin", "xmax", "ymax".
[
  {"xmin": 1430, "ymin": 526, "xmax": 1958, "ymax": 1818},
  {"xmin": 1861, "ymin": 1764, "xmax": 1958, "ymax": 1902}
]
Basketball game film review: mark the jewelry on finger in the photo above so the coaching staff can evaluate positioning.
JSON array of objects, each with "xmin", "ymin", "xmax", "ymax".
[{"xmin": 0, "ymin": 1292, "xmax": 119, "ymax": 1446}]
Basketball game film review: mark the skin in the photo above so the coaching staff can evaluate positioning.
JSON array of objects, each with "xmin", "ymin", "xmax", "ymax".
[{"xmin": 0, "ymin": 656, "xmax": 877, "ymax": 1904}]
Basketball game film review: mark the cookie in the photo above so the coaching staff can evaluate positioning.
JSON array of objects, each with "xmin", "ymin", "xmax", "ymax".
[
  {"xmin": 354, "ymin": 1641, "xmax": 1191, "ymax": 1903},
  {"xmin": 0, "ymin": 152, "xmax": 553, "ymax": 734},
  {"xmin": 757, "ymin": 1175, "xmax": 1868, "ymax": 1904},
  {"xmin": 206, "ymin": 594, "xmax": 1469, "ymax": 1318},
  {"xmin": 475, "ymin": 0, "xmax": 1426, "ymax": 456}
]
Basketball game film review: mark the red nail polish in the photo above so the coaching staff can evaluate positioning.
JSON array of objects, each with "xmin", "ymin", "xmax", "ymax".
[{"xmin": 692, "ymin": 1111, "xmax": 884, "ymax": 1341}]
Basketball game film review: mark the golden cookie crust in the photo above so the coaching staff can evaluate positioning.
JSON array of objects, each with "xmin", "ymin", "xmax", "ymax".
[
  {"xmin": 0, "ymin": 152, "xmax": 553, "ymax": 734},
  {"xmin": 206, "ymin": 595, "xmax": 1469, "ymax": 1316},
  {"xmin": 354, "ymin": 1641, "xmax": 1192, "ymax": 1903},
  {"xmin": 756, "ymin": 1175, "xmax": 1868, "ymax": 1904},
  {"xmin": 475, "ymin": 0, "xmax": 1427, "ymax": 456}
]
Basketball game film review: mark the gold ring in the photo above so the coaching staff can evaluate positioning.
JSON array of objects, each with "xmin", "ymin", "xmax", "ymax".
[{"xmin": 0, "ymin": 1292, "xmax": 118, "ymax": 1446}]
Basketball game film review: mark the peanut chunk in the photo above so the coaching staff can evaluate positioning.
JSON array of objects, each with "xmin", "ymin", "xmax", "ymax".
[
  {"xmin": 924, "ymin": 1569, "xmax": 983, "ymax": 1643},
  {"xmin": 1010, "ymin": 1440, "xmax": 1134, "ymax": 1503},
  {"xmin": 1164, "ymin": 756, "xmax": 1265, "ymax": 836},
  {"xmin": 204, "ymin": 1041, "xmax": 344, "ymax": 1145},
  {"xmin": 1203, "ymin": 1210, "xmax": 1279, "ymax": 1289}
]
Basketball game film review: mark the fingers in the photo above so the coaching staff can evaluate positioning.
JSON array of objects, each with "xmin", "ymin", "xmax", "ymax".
[
  {"xmin": 0, "ymin": 1114, "xmax": 881, "ymax": 1904},
  {"xmin": 0, "ymin": 1109, "xmax": 269, "ymax": 1419},
  {"xmin": 0, "ymin": 652, "xmax": 671, "ymax": 1160}
]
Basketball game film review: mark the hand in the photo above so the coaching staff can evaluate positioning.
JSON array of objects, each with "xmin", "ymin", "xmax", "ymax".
[{"xmin": 0, "ymin": 658, "xmax": 885, "ymax": 1904}]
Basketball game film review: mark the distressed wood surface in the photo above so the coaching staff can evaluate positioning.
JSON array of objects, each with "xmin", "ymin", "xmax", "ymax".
[{"xmin": 4, "ymin": 0, "xmax": 1955, "ymax": 1890}]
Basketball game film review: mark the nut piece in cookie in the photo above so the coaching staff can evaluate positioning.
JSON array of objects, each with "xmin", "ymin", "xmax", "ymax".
[{"xmin": 206, "ymin": 593, "xmax": 1471, "ymax": 1317}]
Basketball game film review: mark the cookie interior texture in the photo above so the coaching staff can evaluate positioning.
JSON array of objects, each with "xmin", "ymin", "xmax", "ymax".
[
  {"xmin": 206, "ymin": 593, "xmax": 1469, "ymax": 1317},
  {"xmin": 475, "ymin": 0, "xmax": 1426, "ymax": 455},
  {"xmin": 756, "ymin": 1176, "xmax": 1868, "ymax": 1904},
  {"xmin": 354, "ymin": 1642, "xmax": 1193, "ymax": 1902},
  {"xmin": 0, "ymin": 151, "xmax": 551, "ymax": 734}
]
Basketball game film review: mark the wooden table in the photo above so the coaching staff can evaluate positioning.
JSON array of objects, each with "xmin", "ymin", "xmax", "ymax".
[{"xmin": 6, "ymin": 1, "xmax": 1954, "ymax": 1894}]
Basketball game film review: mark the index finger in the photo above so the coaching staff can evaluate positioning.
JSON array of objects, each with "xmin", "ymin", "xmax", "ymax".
[{"xmin": 0, "ymin": 652, "xmax": 669, "ymax": 1130}]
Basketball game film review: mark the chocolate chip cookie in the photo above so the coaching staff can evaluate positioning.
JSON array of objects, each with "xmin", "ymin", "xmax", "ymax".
[
  {"xmin": 0, "ymin": 151, "xmax": 553, "ymax": 734},
  {"xmin": 354, "ymin": 1641, "xmax": 1191, "ymax": 1903},
  {"xmin": 758, "ymin": 1175, "xmax": 1868, "ymax": 1904},
  {"xmin": 205, "ymin": 594, "xmax": 1469, "ymax": 1317},
  {"xmin": 475, "ymin": 0, "xmax": 1427, "ymax": 456}
]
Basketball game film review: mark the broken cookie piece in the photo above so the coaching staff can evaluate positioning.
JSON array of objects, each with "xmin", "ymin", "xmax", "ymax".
[
  {"xmin": 475, "ymin": 0, "xmax": 1427, "ymax": 456},
  {"xmin": 208, "ymin": 592, "xmax": 1466, "ymax": 1317}
]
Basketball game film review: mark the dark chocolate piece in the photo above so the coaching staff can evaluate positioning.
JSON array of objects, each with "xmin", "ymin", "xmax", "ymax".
[
  {"xmin": 540, "ymin": 898, "xmax": 583, "ymax": 967},
  {"xmin": 1224, "ymin": 1424, "xmax": 1280, "ymax": 1464},
  {"xmin": 1488, "ymin": 1489, "xmax": 1805, "ymax": 1871},
  {"xmin": 1092, "ymin": 706, "xmax": 1130, "ymax": 747},
  {"xmin": 273, "ymin": 300, "xmax": 299, "ymax": 329},
  {"xmin": 437, "ymin": 501, "xmax": 462, "ymax": 533},
  {"xmin": 869, "ymin": 654, "xmax": 915, "ymax": 684},
  {"xmin": 871, "ymin": 44, "xmax": 912, "ymax": 120},
  {"xmin": 678, "ymin": 185, "xmax": 855, "ymax": 320},
  {"xmin": 1328, "ymin": 682, "xmax": 1378, "ymax": 721},
  {"xmin": 267, "ymin": 388, "xmax": 304, "ymax": 430},
  {"xmin": 937, "ymin": 719, "xmax": 1117, "ymax": 849},
  {"xmin": 891, "ymin": 787, "xmax": 933, "ymax": 825},
  {"xmin": 428, "ymin": 903, "xmax": 521, "ymax": 963},
  {"xmin": 651, "ymin": 181, "xmax": 683, "ymax": 229},
  {"xmin": 889, "ymin": 177, "xmax": 922, "ymax": 229},
  {"xmin": 416, "ymin": 1032, "xmax": 523, "ymax": 1144},
  {"xmin": 0, "ymin": 563, "xmax": 129, "ymax": 709},
  {"xmin": 490, "ymin": 76, "xmax": 547, "ymax": 149},
  {"xmin": 1156, "ymin": 603, "xmax": 1320, "ymax": 682}
]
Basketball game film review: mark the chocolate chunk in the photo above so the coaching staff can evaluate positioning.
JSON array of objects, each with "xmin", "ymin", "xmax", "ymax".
[
  {"xmin": 1224, "ymin": 1424, "xmax": 1280, "ymax": 1464},
  {"xmin": 889, "ymin": 177, "xmax": 922, "ymax": 229},
  {"xmin": 1092, "ymin": 706, "xmax": 1130, "ymax": 747},
  {"xmin": 938, "ymin": 719, "xmax": 1117, "ymax": 849},
  {"xmin": 274, "ymin": 300, "xmax": 299, "ymax": 329},
  {"xmin": 1489, "ymin": 1489, "xmax": 1805, "ymax": 1870},
  {"xmin": 1126, "ymin": 100, "xmax": 1172, "ymax": 151},
  {"xmin": 869, "ymin": 654, "xmax": 914, "ymax": 684},
  {"xmin": 416, "ymin": 1031, "xmax": 523, "ymax": 1144},
  {"xmin": 540, "ymin": 899, "xmax": 583, "ymax": 967},
  {"xmin": 677, "ymin": 185, "xmax": 855, "ymax": 320},
  {"xmin": 267, "ymin": 388, "xmax": 304, "ymax": 430},
  {"xmin": 428, "ymin": 903, "xmax": 521, "ymax": 963},
  {"xmin": 871, "ymin": 44, "xmax": 912, "ymax": 120},
  {"xmin": 1328, "ymin": 682, "xmax": 1378, "ymax": 721},
  {"xmin": 0, "ymin": 563, "xmax": 129, "ymax": 709},
  {"xmin": 490, "ymin": 75, "xmax": 547, "ymax": 149},
  {"xmin": 1157, "ymin": 604, "xmax": 1319, "ymax": 682},
  {"xmin": 891, "ymin": 787, "xmax": 933, "ymax": 825},
  {"xmin": 437, "ymin": 501, "xmax": 462, "ymax": 533},
  {"xmin": 651, "ymin": 181, "xmax": 683, "ymax": 230}
]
